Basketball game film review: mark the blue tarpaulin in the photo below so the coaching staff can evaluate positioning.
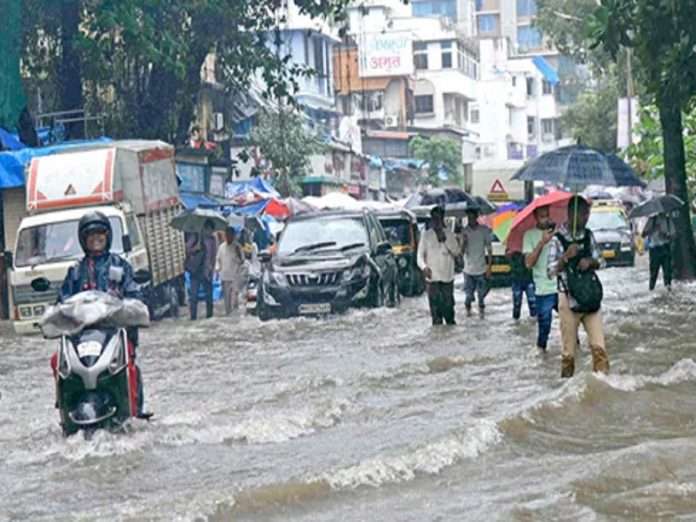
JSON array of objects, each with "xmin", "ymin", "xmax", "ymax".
[
  {"xmin": 0, "ymin": 128, "xmax": 24, "ymax": 150},
  {"xmin": 532, "ymin": 56, "xmax": 559, "ymax": 85},
  {"xmin": 180, "ymin": 192, "xmax": 223, "ymax": 210},
  {"xmin": 0, "ymin": 138, "xmax": 112, "ymax": 190},
  {"xmin": 225, "ymin": 177, "xmax": 279, "ymax": 198}
]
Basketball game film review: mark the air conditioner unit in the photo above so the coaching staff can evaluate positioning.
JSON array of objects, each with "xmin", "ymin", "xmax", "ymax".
[
  {"xmin": 214, "ymin": 112, "xmax": 224, "ymax": 130},
  {"xmin": 384, "ymin": 115, "xmax": 399, "ymax": 128}
]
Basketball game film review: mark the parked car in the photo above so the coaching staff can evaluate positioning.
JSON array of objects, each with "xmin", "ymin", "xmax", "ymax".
[
  {"xmin": 256, "ymin": 210, "xmax": 399, "ymax": 320},
  {"xmin": 588, "ymin": 201, "xmax": 636, "ymax": 267},
  {"xmin": 376, "ymin": 209, "xmax": 425, "ymax": 297}
]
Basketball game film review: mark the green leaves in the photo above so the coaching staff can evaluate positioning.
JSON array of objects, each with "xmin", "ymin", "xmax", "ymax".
[{"xmin": 410, "ymin": 136, "xmax": 463, "ymax": 187}]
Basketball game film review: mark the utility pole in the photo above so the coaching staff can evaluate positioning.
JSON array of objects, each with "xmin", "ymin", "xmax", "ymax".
[{"xmin": 625, "ymin": 46, "xmax": 635, "ymax": 148}]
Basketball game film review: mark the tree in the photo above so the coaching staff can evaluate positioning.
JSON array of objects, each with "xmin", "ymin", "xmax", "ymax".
[
  {"xmin": 410, "ymin": 136, "xmax": 462, "ymax": 187},
  {"xmin": 591, "ymin": 0, "xmax": 696, "ymax": 279},
  {"xmin": 560, "ymin": 77, "xmax": 620, "ymax": 152},
  {"xmin": 626, "ymin": 105, "xmax": 696, "ymax": 195},
  {"xmin": 21, "ymin": 0, "xmax": 348, "ymax": 142},
  {"xmin": 250, "ymin": 108, "xmax": 325, "ymax": 197}
]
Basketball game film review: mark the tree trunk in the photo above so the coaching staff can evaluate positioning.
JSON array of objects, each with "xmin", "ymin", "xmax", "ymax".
[
  {"xmin": 59, "ymin": 0, "xmax": 84, "ymax": 139},
  {"xmin": 657, "ymin": 95, "xmax": 696, "ymax": 279}
]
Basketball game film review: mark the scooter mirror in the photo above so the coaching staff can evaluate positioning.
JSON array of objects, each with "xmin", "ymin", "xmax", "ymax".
[{"xmin": 31, "ymin": 277, "xmax": 51, "ymax": 293}]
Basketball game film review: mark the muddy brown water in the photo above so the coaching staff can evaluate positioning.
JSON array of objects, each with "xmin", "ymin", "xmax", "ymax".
[{"xmin": 3, "ymin": 258, "xmax": 696, "ymax": 521}]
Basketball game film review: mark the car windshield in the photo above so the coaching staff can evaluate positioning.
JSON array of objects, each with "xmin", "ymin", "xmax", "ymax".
[
  {"xmin": 588, "ymin": 211, "xmax": 628, "ymax": 231},
  {"xmin": 278, "ymin": 217, "xmax": 368, "ymax": 256},
  {"xmin": 15, "ymin": 217, "xmax": 124, "ymax": 267},
  {"xmin": 381, "ymin": 220, "xmax": 411, "ymax": 246}
]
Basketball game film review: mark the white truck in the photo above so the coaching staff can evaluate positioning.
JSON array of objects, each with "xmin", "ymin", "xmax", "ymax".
[{"xmin": 7, "ymin": 140, "xmax": 186, "ymax": 334}]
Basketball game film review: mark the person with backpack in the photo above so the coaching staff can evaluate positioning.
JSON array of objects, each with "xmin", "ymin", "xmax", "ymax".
[{"xmin": 547, "ymin": 195, "xmax": 609, "ymax": 378}]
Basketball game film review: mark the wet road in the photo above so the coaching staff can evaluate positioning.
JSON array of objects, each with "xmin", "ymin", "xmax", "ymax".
[{"xmin": 3, "ymin": 259, "xmax": 696, "ymax": 521}]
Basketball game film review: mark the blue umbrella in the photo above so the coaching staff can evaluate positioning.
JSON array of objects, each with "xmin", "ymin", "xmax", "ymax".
[{"xmin": 512, "ymin": 145, "xmax": 645, "ymax": 188}]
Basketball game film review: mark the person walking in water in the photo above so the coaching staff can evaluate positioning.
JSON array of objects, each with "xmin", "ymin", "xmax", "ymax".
[
  {"xmin": 186, "ymin": 219, "xmax": 217, "ymax": 320},
  {"xmin": 460, "ymin": 208, "xmax": 493, "ymax": 318},
  {"xmin": 547, "ymin": 196, "xmax": 609, "ymax": 378},
  {"xmin": 508, "ymin": 247, "xmax": 536, "ymax": 321},
  {"xmin": 417, "ymin": 206, "xmax": 460, "ymax": 326},
  {"xmin": 216, "ymin": 227, "xmax": 246, "ymax": 315},
  {"xmin": 523, "ymin": 205, "xmax": 558, "ymax": 351},
  {"xmin": 643, "ymin": 212, "xmax": 676, "ymax": 291}
]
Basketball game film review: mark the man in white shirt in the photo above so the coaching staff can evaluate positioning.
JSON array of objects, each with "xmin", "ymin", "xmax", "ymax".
[
  {"xmin": 216, "ymin": 227, "xmax": 247, "ymax": 315},
  {"xmin": 417, "ymin": 206, "xmax": 460, "ymax": 325},
  {"xmin": 461, "ymin": 208, "xmax": 493, "ymax": 317}
]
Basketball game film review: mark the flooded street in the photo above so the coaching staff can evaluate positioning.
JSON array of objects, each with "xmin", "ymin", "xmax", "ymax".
[{"xmin": 3, "ymin": 260, "xmax": 696, "ymax": 521}]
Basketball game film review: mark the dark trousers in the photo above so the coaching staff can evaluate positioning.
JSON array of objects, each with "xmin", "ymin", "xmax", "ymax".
[
  {"xmin": 649, "ymin": 244, "xmax": 672, "ymax": 290},
  {"xmin": 427, "ymin": 281, "xmax": 455, "ymax": 325},
  {"xmin": 512, "ymin": 280, "xmax": 536, "ymax": 320},
  {"xmin": 190, "ymin": 275, "xmax": 213, "ymax": 320},
  {"xmin": 535, "ymin": 293, "xmax": 558, "ymax": 349}
]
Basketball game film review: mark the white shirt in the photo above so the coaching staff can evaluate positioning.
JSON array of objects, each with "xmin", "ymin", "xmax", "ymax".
[
  {"xmin": 417, "ymin": 228, "xmax": 460, "ymax": 283},
  {"xmin": 216, "ymin": 241, "xmax": 246, "ymax": 281}
]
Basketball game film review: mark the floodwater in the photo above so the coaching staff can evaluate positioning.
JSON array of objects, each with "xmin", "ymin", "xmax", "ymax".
[{"xmin": 3, "ymin": 259, "xmax": 696, "ymax": 521}]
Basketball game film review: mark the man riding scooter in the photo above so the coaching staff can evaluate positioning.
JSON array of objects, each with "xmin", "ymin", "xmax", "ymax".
[{"xmin": 50, "ymin": 211, "xmax": 149, "ymax": 416}]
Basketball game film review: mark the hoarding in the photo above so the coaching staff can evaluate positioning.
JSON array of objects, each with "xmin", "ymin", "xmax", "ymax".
[{"xmin": 358, "ymin": 32, "xmax": 413, "ymax": 78}]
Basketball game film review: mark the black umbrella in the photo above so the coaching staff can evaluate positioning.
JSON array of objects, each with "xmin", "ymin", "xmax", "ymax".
[
  {"xmin": 512, "ymin": 145, "xmax": 645, "ymax": 188},
  {"xmin": 628, "ymin": 194, "xmax": 684, "ymax": 219},
  {"xmin": 405, "ymin": 187, "xmax": 477, "ymax": 207}
]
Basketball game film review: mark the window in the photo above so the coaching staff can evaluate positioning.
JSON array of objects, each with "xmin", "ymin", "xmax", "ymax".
[
  {"xmin": 126, "ymin": 214, "xmax": 143, "ymax": 248},
  {"xmin": 512, "ymin": 75, "xmax": 517, "ymax": 87},
  {"xmin": 517, "ymin": 25, "xmax": 543, "ymax": 52},
  {"xmin": 516, "ymin": 0, "xmax": 537, "ymax": 17},
  {"xmin": 554, "ymin": 118, "xmax": 562, "ymax": 140},
  {"xmin": 527, "ymin": 116, "xmax": 535, "ymax": 138},
  {"xmin": 477, "ymin": 14, "xmax": 499, "ymax": 34},
  {"xmin": 414, "ymin": 42, "xmax": 429, "ymax": 70},
  {"xmin": 441, "ymin": 41, "xmax": 453, "ymax": 69},
  {"xmin": 542, "ymin": 80, "xmax": 553, "ymax": 95},
  {"xmin": 415, "ymin": 95, "xmax": 434, "ymax": 114},
  {"xmin": 541, "ymin": 118, "xmax": 554, "ymax": 138},
  {"xmin": 413, "ymin": 0, "xmax": 457, "ymax": 18},
  {"xmin": 526, "ymin": 77, "xmax": 534, "ymax": 96},
  {"xmin": 471, "ymin": 107, "xmax": 480, "ymax": 124}
]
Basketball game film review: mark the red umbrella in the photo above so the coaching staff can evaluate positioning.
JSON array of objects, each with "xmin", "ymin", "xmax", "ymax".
[{"xmin": 506, "ymin": 191, "xmax": 573, "ymax": 252}]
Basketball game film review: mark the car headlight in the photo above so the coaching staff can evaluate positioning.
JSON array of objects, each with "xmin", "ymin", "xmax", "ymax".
[
  {"xmin": 398, "ymin": 257, "xmax": 409, "ymax": 268},
  {"xmin": 263, "ymin": 270, "xmax": 286, "ymax": 286},
  {"xmin": 343, "ymin": 263, "xmax": 370, "ymax": 281}
]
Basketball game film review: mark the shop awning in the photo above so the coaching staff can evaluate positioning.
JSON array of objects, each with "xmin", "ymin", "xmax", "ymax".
[{"xmin": 532, "ymin": 56, "xmax": 559, "ymax": 85}]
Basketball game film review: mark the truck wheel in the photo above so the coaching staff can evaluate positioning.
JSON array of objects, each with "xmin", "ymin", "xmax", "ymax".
[{"xmin": 168, "ymin": 286, "xmax": 180, "ymax": 318}]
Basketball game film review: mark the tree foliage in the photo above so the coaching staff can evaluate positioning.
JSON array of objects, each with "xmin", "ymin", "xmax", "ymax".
[
  {"xmin": 250, "ymin": 108, "xmax": 325, "ymax": 197},
  {"xmin": 410, "ymin": 136, "xmax": 462, "ymax": 187},
  {"xmin": 561, "ymin": 77, "xmax": 619, "ymax": 152},
  {"xmin": 20, "ymin": 0, "xmax": 348, "ymax": 142},
  {"xmin": 590, "ymin": 0, "xmax": 696, "ymax": 278},
  {"xmin": 626, "ymin": 105, "xmax": 696, "ymax": 194}
]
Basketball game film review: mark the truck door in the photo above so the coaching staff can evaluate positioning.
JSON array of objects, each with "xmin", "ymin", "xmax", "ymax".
[{"xmin": 124, "ymin": 213, "xmax": 148, "ymax": 271}]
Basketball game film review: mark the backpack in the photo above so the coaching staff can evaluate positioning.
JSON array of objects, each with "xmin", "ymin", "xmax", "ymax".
[{"xmin": 556, "ymin": 231, "xmax": 603, "ymax": 314}]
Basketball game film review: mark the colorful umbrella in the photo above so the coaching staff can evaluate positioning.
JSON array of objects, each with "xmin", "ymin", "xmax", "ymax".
[
  {"xmin": 506, "ymin": 191, "xmax": 573, "ymax": 253},
  {"xmin": 484, "ymin": 203, "xmax": 521, "ymax": 243}
]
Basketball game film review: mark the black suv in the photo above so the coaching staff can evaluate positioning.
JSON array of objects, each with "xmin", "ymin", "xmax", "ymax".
[{"xmin": 257, "ymin": 210, "xmax": 399, "ymax": 320}]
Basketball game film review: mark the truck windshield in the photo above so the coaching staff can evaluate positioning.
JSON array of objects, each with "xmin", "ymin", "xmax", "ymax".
[{"xmin": 15, "ymin": 217, "xmax": 124, "ymax": 268}]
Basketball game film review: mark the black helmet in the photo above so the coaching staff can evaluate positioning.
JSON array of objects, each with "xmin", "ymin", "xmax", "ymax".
[{"xmin": 78, "ymin": 211, "xmax": 112, "ymax": 254}]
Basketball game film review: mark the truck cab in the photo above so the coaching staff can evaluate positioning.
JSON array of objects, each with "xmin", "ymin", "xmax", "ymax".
[{"xmin": 9, "ymin": 204, "xmax": 148, "ymax": 334}]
